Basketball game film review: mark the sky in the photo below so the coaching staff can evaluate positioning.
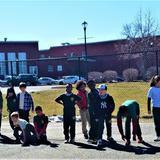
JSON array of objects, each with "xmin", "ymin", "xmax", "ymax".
[{"xmin": 0, "ymin": 0, "xmax": 160, "ymax": 49}]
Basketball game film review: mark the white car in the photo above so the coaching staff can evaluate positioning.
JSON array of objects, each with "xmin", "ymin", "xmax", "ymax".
[
  {"xmin": 58, "ymin": 76, "xmax": 85, "ymax": 85},
  {"xmin": 38, "ymin": 77, "xmax": 58, "ymax": 85}
]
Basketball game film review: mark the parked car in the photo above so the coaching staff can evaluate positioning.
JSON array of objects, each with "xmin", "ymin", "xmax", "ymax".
[
  {"xmin": 1, "ymin": 74, "xmax": 38, "ymax": 86},
  {"xmin": 1, "ymin": 75, "xmax": 18, "ymax": 86},
  {"xmin": 57, "ymin": 75, "xmax": 85, "ymax": 85},
  {"xmin": 17, "ymin": 74, "xmax": 38, "ymax": 86},
  {"xmin": 38, "ymin": 77, "xmax": 58, "ymax": 85}
]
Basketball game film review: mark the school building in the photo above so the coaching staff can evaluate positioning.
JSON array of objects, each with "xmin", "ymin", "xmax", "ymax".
[{"xmin": 0, "ymin": 38, "xmax": 159, "ymax": 79}]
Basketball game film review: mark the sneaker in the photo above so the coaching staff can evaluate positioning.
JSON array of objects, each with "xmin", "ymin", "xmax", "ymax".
[
  {"xmin": 87, "ymin": 138, "xmax": 93, "ymax": 143},
  {"xmin": 84, "ymin": 134, "xmax": 88, "ymax": 139},
  {"xmin": 107, "ymin": 137, "xmax": 115, "ymax": 142},
  {"xmin": 133, "ymin": 135, "xmax": 136, "ymax": 141},
  {"xmin": 125, "ymin": 140, "xmax": 131, "ymax": 146},
  {"xmin": 21, "ymin": 143, "xmax": 30, "ymax": 147},
  {"xmin": 64, "ymin": 139, "xmax": 69, "ymax": 144},
  {"xmin": 154, "ymin": 137, "xmax": 160, "ymax": 142},
  {"xmin": 97, "ymin": 139, "xmax": 103, "ymax": 148},
  {"xmin": 70, "ymin": 138, "xmax": 75, "ymax": 144},
  {"xmin": 138, "ymin": 139, "xmax": 143, "ymax": 143}
]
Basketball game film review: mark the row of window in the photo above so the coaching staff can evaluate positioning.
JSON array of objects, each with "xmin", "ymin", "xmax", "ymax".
[
  {"xmin": 0, "ymin": 52, "xmax": 27, "ymax": 75},
  {"xmin": 48, "ymin": 65, "xmax": 63, "ymax": 72}
]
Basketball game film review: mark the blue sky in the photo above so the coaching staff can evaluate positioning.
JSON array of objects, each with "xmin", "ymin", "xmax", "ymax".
[{"xmin": 0, "ymin": 0, "xmax": 160, "ymax": 49}]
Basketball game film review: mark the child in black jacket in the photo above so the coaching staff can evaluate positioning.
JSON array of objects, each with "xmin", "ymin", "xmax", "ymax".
[{"xmin": 96, "ymin": 84, "xmax": 115, "ymax": 147}]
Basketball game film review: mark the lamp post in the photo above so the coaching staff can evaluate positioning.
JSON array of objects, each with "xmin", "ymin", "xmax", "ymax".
[{"xmin": 82, "ymin": 21, "xmax": 88, "ymax": 80}]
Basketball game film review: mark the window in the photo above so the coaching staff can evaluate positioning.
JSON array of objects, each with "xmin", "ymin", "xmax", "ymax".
[
  {"xmin": 18, "ymin": 52, "xmax": 27, "ymax": 74},
  {"xmin": 7, "ymin": 52, "xmax": 17, "ymax": 75},
  {"xmin": 40, "ymin": 54, "xmax": 45, "ymax": 59},
  {"xmin": 48, "ymin": 65, "xmax": 53, "ymax": 72},
  {"xmin": 29, "ymin": 66, "xmax": 38, "ymax": 75},
  {"xmin": 0, "ymin": 52, "xmax": 6, "ymax": 75},
  {"xmin": 57, "ymin": 65, "xmax": 63, "ymax": 72}
]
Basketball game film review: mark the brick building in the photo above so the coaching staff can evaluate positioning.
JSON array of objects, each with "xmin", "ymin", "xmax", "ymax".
[
  {"xmin": 0, "ymin": 38, "xmax": 159, "ymax": 79},
  {"xmin": 0, "ymin": 41, "xmax": 39, "ymax": 78}
]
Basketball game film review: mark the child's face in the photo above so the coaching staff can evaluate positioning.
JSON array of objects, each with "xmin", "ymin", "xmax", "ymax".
[
  {"xmin": 99, "ymin": 89, "xmax": 107, "ymax": 95},
  {"xmin": 79, "ymin": 84, "xmax": 86, "ymax": 92},
  {"xmin": 36, "ymin": 110, "xmax": 43, "ymax": 116},
  {"xmin": 8, "ymin": 92, "xmax": 13, "ymax": 97},
  {"xmin": 66, "ymin": 86, "xmax": 72, "ymax": 93},
  {"xmin": 20, "ymin": 87, "xmax": 26, "ymax": 92},
  {"xmin": 11, "ymin": 116, "xmax": 18, "ymax": 124},
  {"xmin": 156, "ymin": 81, "xmax": 160, "ymax": 88},
  {"xmin": 88, "ymin": 83, "xmax": 95, "ymax": 90}
]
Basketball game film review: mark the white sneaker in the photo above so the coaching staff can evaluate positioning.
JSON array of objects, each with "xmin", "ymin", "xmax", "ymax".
[
  {"xmin": 97, "ymin": 139, "xmax": 103, "ymax": 147},
  {"xmin": 154, "ymin": 137, "xmax": 160, "ymax": 142}
]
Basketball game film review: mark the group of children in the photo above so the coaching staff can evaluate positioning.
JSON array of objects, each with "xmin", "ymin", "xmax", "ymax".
[
  {"xmin": 0, "ymin": 82, "xmax": 49, "ymax": 146},
  {"xmin": 0, "ymin": 75, "xmax": 160, "ymax": 148},
  {"xmin": 55, "ymin": 80, "xmax": 143, "ymax": 148}
]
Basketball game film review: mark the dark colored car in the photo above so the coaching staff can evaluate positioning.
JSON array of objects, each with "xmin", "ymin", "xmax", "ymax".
[
  {"xmin": 17, "ymin": 74, "xmax": 38, "ymax": 86},
  {"xmin": 1, "ymin": 74, "xmax": 38, "ymax": 86}
]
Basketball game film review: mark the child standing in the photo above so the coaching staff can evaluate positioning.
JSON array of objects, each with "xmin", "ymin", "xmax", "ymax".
[
  {"xmin": 55, "ymin": 84, "xmax": 81, "ymax": 143},
  {"xmin": 33, "ymin": 106, "xmax": 49, "ymax": 144},
  {"xmin": 0, "ymin": 89, "xmax": 3, "ymax": 135},
  {"xmin": 6, "ymin": 87, "xmax": 17, "ymax": 130},
  {"xmin": 11, "ymin": 112, "xmax": 37, "ymax": 146},
  {"xmin": 17, "ymin": 82, "xmax": 34, "ymax": 122},
  {"xmin": 147, "ymin": 75, "xmax": 160, "ymax": 141},
  {"xmin": 98, "ymin": 84, "xmax": 115, "ymax": 142},
  {"xmin": 117, "ymin": 100, "xmax": 143, "ymax": 146},
  {"xmin": 76, "ymin": 80, "xmax": 90, "ymax": 139},
  {"xmin": 87, "ymin": 80, "xmax": 100, "ymax": 142}
]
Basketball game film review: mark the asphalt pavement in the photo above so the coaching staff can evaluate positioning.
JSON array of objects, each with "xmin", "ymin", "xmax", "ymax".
[{"xmin": 0, "ymin": 121, "xmax": 160, "ymax": 159}]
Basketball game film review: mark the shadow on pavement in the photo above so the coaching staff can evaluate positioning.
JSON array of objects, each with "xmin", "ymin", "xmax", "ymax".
[
  {"xmin": 73, "ymin": 142, "xmax": 106, "ymax": 151},
  {"xmin": 73, "ymin": 140, "xmax": 160, "ymax": 154},
  {"xmin": 0, "ymin": 134, "xmax": 16, "ymax": 144},
  {"xmin": 0, "ymin": 134, "xmax": 59, "ymax": 148},
  {"xmin": 103, "ymin": 140, "xmax": 160, "ymax": 155}
]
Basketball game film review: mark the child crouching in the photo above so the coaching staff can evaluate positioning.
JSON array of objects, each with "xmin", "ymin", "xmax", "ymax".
[{"xmin": 11, "ymin": 112, "xmax": 37, "ymax": 146}]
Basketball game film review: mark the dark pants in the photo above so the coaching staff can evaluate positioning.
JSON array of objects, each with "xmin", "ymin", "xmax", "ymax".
[
  {"xmin": 38, "ymin": 135, "xmax": 48, "ymax": 144},
  {"xmin": 153, "ymin": 108, "xmax": 160, "ymax": 137},
  {"xmin": 9, "ymin": 112, "xmax": 14, "ymax": 130},
  {"xmin": 105, "ymin": 114, "xmax": 112, "ymax": 138},
  {"xmin": 125, "ymin": 116, "xmax": 142, "ymax": 141},
  {"xmin": 63, "ymin": 117, "xmax": 75, "ymax": 140},
  {"xmin": 19, "ymin": 109, "xmax": 30, "ymax": 122},
  {"xmin": 89, "ymin": 109, "xmax": 98, "ymax": 140},
  {"xmin": 0, "ymin": 113, "xmax": 2, "ymax": 132},
  {"xmin": 97, "ymin": 116, "xmax": 105, "ymax": 140},
  {"xmin": 14, "ymin": 124, "xmax": 37, "ymax": 144}
]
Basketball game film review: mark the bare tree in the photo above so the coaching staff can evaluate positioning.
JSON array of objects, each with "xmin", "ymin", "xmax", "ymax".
[{"xmin": 116, "ymin": 9, "xmax": 160, "ymax": 79}]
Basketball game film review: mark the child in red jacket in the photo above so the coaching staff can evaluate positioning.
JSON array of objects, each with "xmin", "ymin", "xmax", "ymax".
[{"xmin": 76, "ymin": 80, "xmax": 90, "ymax": 139}]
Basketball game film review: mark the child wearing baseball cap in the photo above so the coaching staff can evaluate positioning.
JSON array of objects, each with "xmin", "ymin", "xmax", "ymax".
[{"xmin": 96, "ymin": 84, "xmax": 115, "ymax": 148}]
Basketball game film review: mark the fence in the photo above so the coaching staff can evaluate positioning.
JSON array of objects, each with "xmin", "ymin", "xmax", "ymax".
[{"xmin": 1, "ymin": 50, "xmax": 160, "ymax": 82}]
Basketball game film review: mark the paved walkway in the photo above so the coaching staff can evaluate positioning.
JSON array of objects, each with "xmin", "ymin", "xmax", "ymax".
[{"xmin": 1, "ymin": 121, "xmax": 160, "ymax": 159}]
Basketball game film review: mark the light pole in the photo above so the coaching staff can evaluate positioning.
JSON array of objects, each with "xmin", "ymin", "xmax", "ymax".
[{"xmin": 82, "ymin": 21, "xmax": 88, "ymax": 80}]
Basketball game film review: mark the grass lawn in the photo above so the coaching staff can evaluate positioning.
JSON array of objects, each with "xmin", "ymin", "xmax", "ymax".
[{"xmin": 2, "ymin": 82, "xmax": 150, "ymax": 118}]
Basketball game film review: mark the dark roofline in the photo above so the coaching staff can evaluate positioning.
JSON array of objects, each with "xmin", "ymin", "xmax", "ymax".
[
  {"xmin": 49, "ymin": 35, "xmax": 160, "ymax": 49},
  {"xmin": 49, "ymin": 38, "xmax": 126, "ymax": 49},
  {"xmin": 0, "ymin": 41, "xmax": 39, "ymax": 44}
]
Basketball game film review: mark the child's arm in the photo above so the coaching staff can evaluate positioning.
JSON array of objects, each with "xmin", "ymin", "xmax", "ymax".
[
  {"xmin": 22, "ymin": 129, "xmax": 27, "ymax": 144},
  {"xmin": 0, "ymin": 91, "xmax": 3, "ymax": 113},
  {"xmin": 147, "ymin": 97, "xmax": 151, "ymax": 114},
  {"xmin": 110, "ymin": 96, "xmax": 115, "ymax": 113},
  {"xmin": 39, "ymin": 123, "xmax": 48, "ymax": 136},
  {"xmin": 117, "ymin": 113, "xmax": 125, "ymax": 141},
  {"xmin": 55, "ymin": 95, "xmax": 63, "ymax": 105}
]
